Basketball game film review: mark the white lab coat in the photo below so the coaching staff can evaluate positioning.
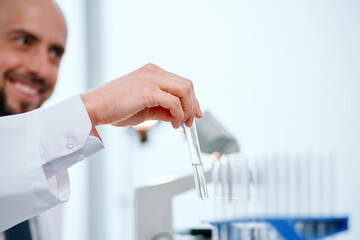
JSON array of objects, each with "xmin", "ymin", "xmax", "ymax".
[{"xmin": 0, "ymin": 95, "xmax": 104, "ymax": 239}]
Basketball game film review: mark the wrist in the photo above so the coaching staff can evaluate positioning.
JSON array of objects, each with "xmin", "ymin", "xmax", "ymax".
[{"xmin": 80, "ymin": 92, "xmax": 99, "ymax": 127}]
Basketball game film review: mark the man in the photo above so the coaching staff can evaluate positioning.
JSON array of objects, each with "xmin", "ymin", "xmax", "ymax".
[{"xmin": 0, "ymin": 0, "xmax": 201, "ymax": 239}]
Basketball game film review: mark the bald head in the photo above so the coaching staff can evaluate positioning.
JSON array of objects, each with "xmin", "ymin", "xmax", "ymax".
[
  {"xmin": 0, "ymin": 0, "xmax": 68, "ymax": 114},
  {"xmin": 0, "ymin": 0, "xmax": 66, "ymax": 18},
  {"xmin": 0, "ymin": 0, "xmax": 67, "ymax": 35}
]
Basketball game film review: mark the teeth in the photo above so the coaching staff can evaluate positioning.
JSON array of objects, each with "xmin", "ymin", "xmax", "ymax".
[{"xmin": 14, "ymin": 82, "xmax": 38, "ymax": 96}]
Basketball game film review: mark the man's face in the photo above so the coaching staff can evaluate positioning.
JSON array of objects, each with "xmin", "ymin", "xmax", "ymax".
[{"xmin": 0, "ymin": 0, "xmax": 67, "ymax": 114}]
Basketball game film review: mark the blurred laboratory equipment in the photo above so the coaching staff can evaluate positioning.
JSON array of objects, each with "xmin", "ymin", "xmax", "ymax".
[
  {"xmin": 195, "ymin": 111, "xmax": 240, "ymax": 155},
  {"xmin": 135, "ymin": 111, "xmax": 239, "ymax": 240},
  {"xmin": 135, "ymin": 171, "xmax": 213, "ymax": 240},
  {"xmin": 209, "ymin": 153, "xmax": 348, "ymax": 240},
  {"xmin": 182, "ymin": 124, "xmax": 209, "ymax": 200},
  {"xmin": 134, "ymin": 110, "xmax": 348, "ymax": 240}
]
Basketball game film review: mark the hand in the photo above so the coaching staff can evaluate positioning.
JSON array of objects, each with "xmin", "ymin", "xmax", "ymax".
[{"xmin": 80, "ymin": 64, "xmax": 202, "ymax": 130}]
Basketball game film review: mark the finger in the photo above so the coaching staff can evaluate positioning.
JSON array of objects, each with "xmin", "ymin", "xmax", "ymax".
[
  {"xmin": 184, "ymin": 112, "xmax": 195, "ymax": 127},
  {"xmin": 149, "ymin": 90, "xmax": 184, "ymax": 128},
  {"xmin": 161, "ymin": 78, "xmax": 194, "ymax": 125},
  {"xmin": 195, "ymin": 98, "xmax": 202, "ymax": 118},
  {"xmin": 148, "ymin": 107, "xmax": 174, "ymax": 122},
  {"xmin": 184, "ymin": 97, "xmax": 200, "ymax": 126},
  {"xmin": 186, "ymin": 97, "xmax": 200, "ymax": 125},
  {"xmin": 185, "ymin": 95, "xmax": 204, "ymax": 126}
]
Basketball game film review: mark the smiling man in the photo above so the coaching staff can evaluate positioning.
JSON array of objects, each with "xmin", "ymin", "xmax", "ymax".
[
  {"xmin": 0, "ymin": 0, "xmax": 201, "ymax": 239},
  {"xmin": 0, "ymin": 0, "xmax": 66, "ymax": 116}
]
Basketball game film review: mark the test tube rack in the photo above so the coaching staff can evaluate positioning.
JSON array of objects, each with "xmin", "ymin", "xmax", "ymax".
[{"xmin": 209, "ymin": 216, "xmax": 348, "ymax": 240}]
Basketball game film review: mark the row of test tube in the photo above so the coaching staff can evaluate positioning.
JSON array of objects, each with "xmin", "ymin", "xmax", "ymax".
[{"xmin": 211, "ymin": 153, "xmax": 337, "ymax": 240}]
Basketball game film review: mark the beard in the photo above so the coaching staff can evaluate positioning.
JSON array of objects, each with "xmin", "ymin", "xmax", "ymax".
[
  {"xmin": 0, "ymin": 70, "xmax": 50, "ymax": 117},
  {"xmin": 0, "ymin": 88, "xmax": 11, "ymax": 117},
  {"xmin": 0, "ymin": 87, "xmax": 32, "ymax": 117}
]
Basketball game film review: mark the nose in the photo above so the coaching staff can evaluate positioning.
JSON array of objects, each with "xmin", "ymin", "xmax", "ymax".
[{"xmin": 27, "ymin": 48, "xmax": 52, "ymax": 80}]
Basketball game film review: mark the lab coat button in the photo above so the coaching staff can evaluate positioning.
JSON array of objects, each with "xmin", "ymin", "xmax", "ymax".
[{"xmin": 65, "ymin": 137, "xmax": 74, "ymax": 149}]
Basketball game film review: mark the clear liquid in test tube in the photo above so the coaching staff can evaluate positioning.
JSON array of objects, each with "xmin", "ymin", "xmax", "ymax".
[{"xmin": 182, "ymin": 123, "xmax": 209, "ymax": 200}]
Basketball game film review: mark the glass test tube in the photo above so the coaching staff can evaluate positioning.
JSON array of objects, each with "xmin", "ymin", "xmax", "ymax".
[{"xmin": 182, "ymin": 123, "xmax": 209, "ymax": 200}]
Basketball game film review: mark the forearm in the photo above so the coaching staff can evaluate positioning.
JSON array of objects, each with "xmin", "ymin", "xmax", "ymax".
[{"xmin": 0, "ymin": 95, "xmax": 104, "ymax": 231}]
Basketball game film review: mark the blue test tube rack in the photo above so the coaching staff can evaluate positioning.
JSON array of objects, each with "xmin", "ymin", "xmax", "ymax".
[{"xmin": 208, "ymin": 216, "xmax": 348, "ymax": 240}]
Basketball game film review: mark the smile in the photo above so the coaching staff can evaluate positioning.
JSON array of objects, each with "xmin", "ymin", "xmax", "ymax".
[
  {"xmin": 7, "ymin": 75, "xmax": 43, "ymax": 103},
  {"xmin": 13, "ymin": 81, "xmax": 39, "ymax": 97}
]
